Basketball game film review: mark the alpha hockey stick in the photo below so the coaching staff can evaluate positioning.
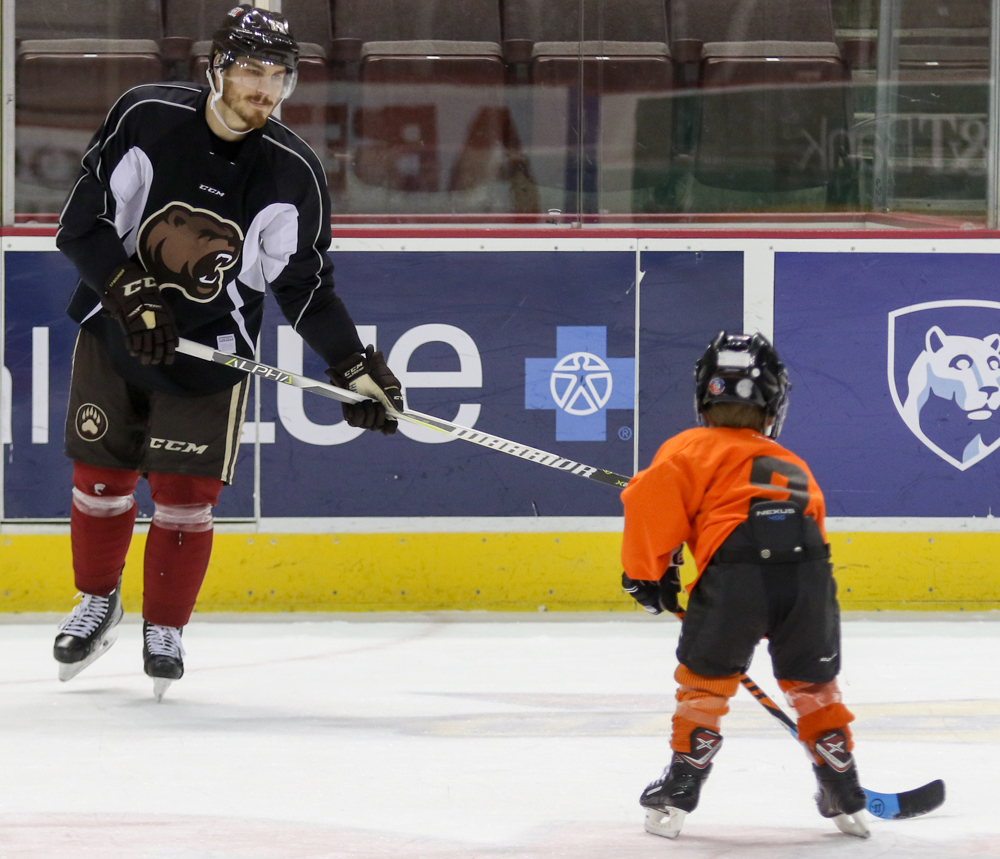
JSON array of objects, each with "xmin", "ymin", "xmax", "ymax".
[
  {"xmin": 739, "ymin": 675, "xmax": 945, "ymax": 820},
  {"xmin": 175, "ymin": 338, "xmax": 630, "ymax": 489}
]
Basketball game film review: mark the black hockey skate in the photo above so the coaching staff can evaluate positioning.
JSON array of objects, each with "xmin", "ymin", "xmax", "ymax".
[
  {"xmin": 813, "ymin": 729, "xmax": 870, "ymax": 838},
  {"xmin": 640, "ymin": 728, "xmax": 722, "ymax": 838},
  {"xmin": 143, "ymin": 622, "xmax": 185, "ymax": 702},
  {"xmin": 53, "ymin": 579, "xmax": 124, "ymax": 681}
]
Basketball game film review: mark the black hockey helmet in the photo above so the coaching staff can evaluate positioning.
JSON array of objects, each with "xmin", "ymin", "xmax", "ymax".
[
  {"xmin": 694, "ymin": 332, "xmax": 790, "ymax": 438},
  {"xmin": 211, "ymin": 5, "xmax": 300, "ymax": 76}
]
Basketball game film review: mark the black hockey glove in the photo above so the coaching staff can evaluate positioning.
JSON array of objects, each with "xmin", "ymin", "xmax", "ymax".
[
  {"xmin": 101, "ymin": 262, "xmax": 178, "ymax": 365},
  {"xmin": 622, "ymin": 572, "xmax": 664, "ymax": 614},
  {"xmin": 327, "ymin": 345, "xmax": 405, "ymax": 436},
  {"xmin": 622, "ymin": 547, "xmax": 685, "ymax": 616}
]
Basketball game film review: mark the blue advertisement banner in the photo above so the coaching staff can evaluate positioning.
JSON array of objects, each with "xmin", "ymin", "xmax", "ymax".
[
  {"xmin": 3, "ymin": 248, "xmax": 743, "ymax": 520},
  {"xmin": 2, "ymin": 252, "xmax": 255, "ymax": 519},
  {"xmin": 637, "ymin": 251, "xmax": 744, "ymax": 469},
  {"xmin": 776, "ymin": 252, "xmax": 1000, "ymax": 518},
  {"xmin": 258, "ymin": 251, "xmax": 637, "ymax": 517}
]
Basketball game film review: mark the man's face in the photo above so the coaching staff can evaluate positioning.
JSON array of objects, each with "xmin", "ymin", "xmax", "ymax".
[{"xmin": 219, "ymin": 57, "xmax": 288, "ymax": 129}]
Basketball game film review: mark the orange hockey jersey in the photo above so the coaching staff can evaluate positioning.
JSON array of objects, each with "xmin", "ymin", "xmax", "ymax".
[{"xmin": 621, "ymin": 427, "xmax": 826, "ymax": 588}]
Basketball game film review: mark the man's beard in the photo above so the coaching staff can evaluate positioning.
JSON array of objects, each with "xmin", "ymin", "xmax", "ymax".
[{"xmin": 224, "ymin": 92, "xmax": 275, "ymax": 129}]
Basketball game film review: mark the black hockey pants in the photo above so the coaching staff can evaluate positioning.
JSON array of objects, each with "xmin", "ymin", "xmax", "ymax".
[{"xmin": 676, "ymin": 502, "xmax": 842, "ymax": 684}]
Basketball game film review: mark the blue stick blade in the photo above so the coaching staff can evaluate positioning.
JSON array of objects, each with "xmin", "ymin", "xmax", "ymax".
[
  {"xmin": 863, "ymin": 788, "xmax": 900, "ymax": 819},
  {"xmin": 864, "ymin": 780, "xmax": 945, "ymax": 820}
]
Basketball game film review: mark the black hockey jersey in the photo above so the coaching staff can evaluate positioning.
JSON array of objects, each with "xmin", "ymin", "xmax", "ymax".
[{"xmin": 57, "ymin": 83, "xmax": 363, "ymax": 396}]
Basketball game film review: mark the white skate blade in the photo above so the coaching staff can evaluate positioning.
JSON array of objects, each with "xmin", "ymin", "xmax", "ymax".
[
  {"xmin": 152, "ymin": 677, "xmax": 174, "ymax": 703},
  {"xmin": 644, "ymin": 807, "xmax": 687, "ymax": 839},
  {"xmin": 56, "ymin": 629, "xmax": 119, "ymax": 682},
  {"xmin": 833, "ymin": 811, "xmax": 870, "ymax": 838}
]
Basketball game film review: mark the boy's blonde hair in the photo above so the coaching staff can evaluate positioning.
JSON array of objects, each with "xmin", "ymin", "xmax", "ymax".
[{"xmin": 701, "ymin": 402, "xmax": 766, "ymax": 432}]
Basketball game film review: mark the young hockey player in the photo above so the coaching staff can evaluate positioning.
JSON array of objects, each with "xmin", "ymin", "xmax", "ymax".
[
  {"xmin": 53, "ymin": 5, "xmax": 403, "ymax": 701},
  {"xmin": 620, "ymin": 332, "xmax": 868, "ymax": 839}
]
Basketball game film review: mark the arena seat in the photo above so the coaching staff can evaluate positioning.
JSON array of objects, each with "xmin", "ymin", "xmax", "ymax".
[
  {"xmin": 502, "ymin": 0, "xmax": 672, "ymax": 90},
  {"xmin": 668, "ymin": 0, "xmax": 852, "ymax": 199},
  {"xmin": 16, "ymin": 0, "xmax": 162, "ymax": 41},
  {"xmin": 833, "ymin": 0, "xmax": 989, "ymax": 210},
  {"xmin": 898, "ymin": 0, "xmax": 990, "ymax": 75},
  {"xmin": 891, "ymin": 1, "xmax": 989, "ymax": 208},
  {"xmin": 332, "ymin": 0, "xmax": 516, "ymax": 212},
  {"xmin": 15, "ymin": 0, "xmax": 165, "ymax": 213},
  {"xmin": 501, "ymin": 0, "xmax": 673, "ymax": 214},
  {"xmin": 840, "ymin": 1, "xmax": 991, "ymax": 77},
  {"xmin": 16, "ymin": 40, "xmax": 163, "ymax": 130},
  {"xmin": 16, "ymin": 0, "xmax": 164, "ymax": 128}
]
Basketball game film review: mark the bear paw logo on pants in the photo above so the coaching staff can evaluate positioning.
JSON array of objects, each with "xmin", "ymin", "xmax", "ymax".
[
  {"xmin": 889, "ymin": 300, "xmax": 1000, "ymax": 470},
  {"xmin": 75, "ymin": 404, "xmax": 108, "ymax": 441}
]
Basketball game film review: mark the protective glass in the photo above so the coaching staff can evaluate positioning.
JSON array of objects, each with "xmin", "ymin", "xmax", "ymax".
[{"xmin": 224, "ymin": 56, "xmax": 297, "ymax": 101}]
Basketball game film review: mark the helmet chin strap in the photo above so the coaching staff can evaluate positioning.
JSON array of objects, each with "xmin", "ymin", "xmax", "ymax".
[{"xmin": 206, "ymin": 66, "xmax": 252, "ymax": 137}]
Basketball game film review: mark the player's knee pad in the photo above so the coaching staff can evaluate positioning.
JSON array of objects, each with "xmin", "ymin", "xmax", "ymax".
[
  {"xmin": 147, "ymin": 472, "xmax": 224, "ymax": 507},
  {"xmin": 72, "ymin": 461, "xmax": 140, "ymax": 500},
  {"xmin": 779, "ymin": 679, "xmax": 854, "ymax": 747},
  {"xmin": 778, "ymin": 679, "xmax": 843, "ymax": 717},
  {"xmin": 71, "ymin": 462, "xmax": 138, "ymax": 517},
  {"xmin": 147, "ymin": 473, "xmax": 222, "ymax": 533},
  {"xmin": 152, "ymin": 501, "xmax": 214, "ymax": 532},
  {"xmin": 72, "ymin": 488, "xmax": 135, "ymax": 518}
]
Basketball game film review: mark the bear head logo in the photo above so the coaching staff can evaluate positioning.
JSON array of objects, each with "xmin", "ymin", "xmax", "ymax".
[{"xmin": 137, "ymin": 203, "xmax": 243, "ymax": 303}]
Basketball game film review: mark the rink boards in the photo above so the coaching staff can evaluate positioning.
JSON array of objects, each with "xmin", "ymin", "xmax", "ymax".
[
  {"xmin": 3, "ymin": 233, "xmax": 1000, "ymax": 611},
  {"xmin": 2, "ymin": 525, "xmax": 1000, "ymax": 613}
]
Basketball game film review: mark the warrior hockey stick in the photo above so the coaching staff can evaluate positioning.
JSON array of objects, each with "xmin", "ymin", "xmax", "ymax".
[
  {"xmin": 175, "ymin": 338, "xmax": 629, "ymax": 489},
  {"xmin": 739, "ymin": 675, "xmax": 945, "ymax": 820}
]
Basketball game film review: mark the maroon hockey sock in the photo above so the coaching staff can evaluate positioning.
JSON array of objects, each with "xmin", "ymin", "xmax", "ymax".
[
  {"xmin": 71, "ymin": 462, "xmax": 140, "ymax": 595},
  {"xmin": 143, "ymin": 472, "xmax": 223, "ymax": 626},
  {"xmin": 71, "ymin": 502, "xmax": 137, "ymax": 595},
  {"xmin": 142, "ymin": 524, "xmax": 214, "ymax": 627}
]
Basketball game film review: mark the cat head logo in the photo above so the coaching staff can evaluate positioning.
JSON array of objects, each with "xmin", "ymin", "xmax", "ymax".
[
  {"xmin": 888, "ymin": 300, "xmax": 1000, "ymax": 470},
  {"xmin": 138, "ymin": 203, "xmax": 243, "ymax": 303},
  {"xmin": 75, "ymin": 404, "xmax": 108, "ymax": 442}
]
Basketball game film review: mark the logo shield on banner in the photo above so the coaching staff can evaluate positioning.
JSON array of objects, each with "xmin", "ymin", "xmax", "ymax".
[{"xmin": 888, "ymin": 300, "xmax": 1000, "ymax": 470}]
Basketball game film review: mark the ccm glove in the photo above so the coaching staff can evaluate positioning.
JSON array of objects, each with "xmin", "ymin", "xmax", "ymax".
[
  {"xmin": 326, "ymin": 345, "xmax": 405, "ymax": 435},
  {"xmin": 101, "ymin": 262, "xmax": 178, "ymax": 365}
]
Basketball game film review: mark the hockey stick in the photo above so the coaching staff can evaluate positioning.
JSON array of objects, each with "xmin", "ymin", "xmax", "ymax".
[
  {"xmin": 175, "ymin": 338, "xmax": 630, "ymax": 489},
  {"xmin": 739, "ymin": 675, "xmax": 945, "ymax": 820}
]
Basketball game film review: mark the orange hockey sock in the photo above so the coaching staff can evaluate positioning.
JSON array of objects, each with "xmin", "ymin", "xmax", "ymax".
[
  {"xmin": 778, "ymin": 678, "xmax": 855, "ymax": 759},
  {"xmin": 671, "ymin": 665, "xmax": 741, "ymax": 752}
]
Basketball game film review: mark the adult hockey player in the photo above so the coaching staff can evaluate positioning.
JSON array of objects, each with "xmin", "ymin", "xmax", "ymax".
[
  {"xmin": 620, "ymin": 332, "xmax": 868, "ymax": 839},
  {"xmin": 53, "ymin": 5, "xmax": 402, "ymax": 700}
]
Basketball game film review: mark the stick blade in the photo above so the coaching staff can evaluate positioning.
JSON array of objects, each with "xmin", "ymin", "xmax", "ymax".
[
  {"xmin": 864, "ymin": 779, "xmax": 945, "ymax": 820},
  {"xmin": 896, "ymin": 779, "xmax": 946, "ymax": 819}
]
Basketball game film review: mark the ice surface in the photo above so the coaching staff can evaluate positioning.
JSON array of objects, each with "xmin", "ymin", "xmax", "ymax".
[{"xmin": 0, "ymin": 615, "xmax": 996, "ymax": 858}]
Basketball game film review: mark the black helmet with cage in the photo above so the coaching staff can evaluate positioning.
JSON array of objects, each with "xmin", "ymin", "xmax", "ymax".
[
  {"xmin": 694, "ymin": 332, "xmax": 790, "ymax": 438},
  {"xmin": 210, "ymin": 5, "xmax": 300, "ymax": 99}
]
